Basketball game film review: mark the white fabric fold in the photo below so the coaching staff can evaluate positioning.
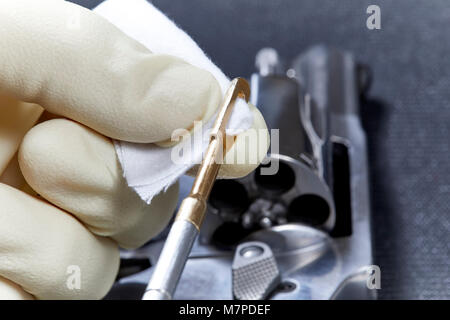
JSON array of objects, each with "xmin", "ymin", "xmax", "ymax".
[{"xmin": 94, "ymin": 0, "xmax": 253, "ymax": 203}]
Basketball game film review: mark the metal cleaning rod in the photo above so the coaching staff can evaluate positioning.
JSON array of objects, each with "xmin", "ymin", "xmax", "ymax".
[{"xmin": 143, "ymin": 78, "xmax": 250, "ymax": 300}]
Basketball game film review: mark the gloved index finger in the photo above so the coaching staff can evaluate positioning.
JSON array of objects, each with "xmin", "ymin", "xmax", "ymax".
[{"xmin": 0, "ymin": 0, "xmax": 222, "ymax": 143}]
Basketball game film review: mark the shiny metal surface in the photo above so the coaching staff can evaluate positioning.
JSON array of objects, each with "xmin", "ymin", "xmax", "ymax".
[
  {"xmin": 232, "ymin": 241, "xmax": 280, "ymax": 300},
  {"xmin": 143, "ymin": 220, "xmax": 198, "ymax": 300},
  {"xmin": 255, "ymin": 48, "xmax": 280, "ymax": 76}
]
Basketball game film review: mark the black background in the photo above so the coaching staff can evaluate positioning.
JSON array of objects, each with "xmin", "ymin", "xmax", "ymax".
[{"xmin": 70, "ymin": 0, "xmax": 450, "ymax": 299}]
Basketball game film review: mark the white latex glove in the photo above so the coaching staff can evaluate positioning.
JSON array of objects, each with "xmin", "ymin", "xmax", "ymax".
[{"xmin": 0, "ymin": 0, "xmax": 268, "ymax": 299}]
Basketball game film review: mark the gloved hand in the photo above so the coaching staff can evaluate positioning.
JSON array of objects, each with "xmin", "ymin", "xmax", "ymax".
[{"xmin": 0, "ymin": 0, "xmax": 268, "ymax": 299}]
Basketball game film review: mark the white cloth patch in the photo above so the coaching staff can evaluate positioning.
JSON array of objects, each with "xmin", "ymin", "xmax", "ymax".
[{"xmin": 94, "ymin": 0, "xmax": 253, "ymax": 203}]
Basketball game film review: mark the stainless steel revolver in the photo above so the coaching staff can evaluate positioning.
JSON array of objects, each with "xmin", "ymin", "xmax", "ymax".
[{"xmin": 106, "ymin": 45, "xmax": 376, "ymax": 300}]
